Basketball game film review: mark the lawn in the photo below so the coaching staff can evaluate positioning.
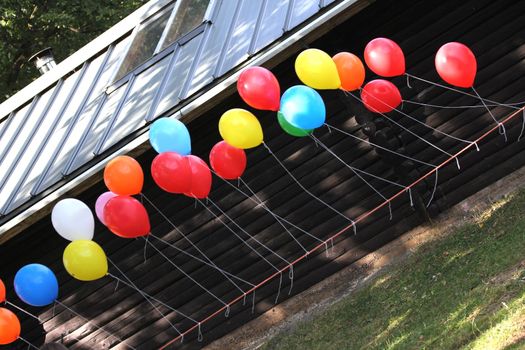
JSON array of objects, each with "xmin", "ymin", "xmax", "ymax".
[{"xmin": 263, "ymin": 189, "xmax": 525, "ymax": 350}]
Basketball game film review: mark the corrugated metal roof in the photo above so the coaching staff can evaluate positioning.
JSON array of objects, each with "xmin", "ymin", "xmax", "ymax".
[{"xmin": 0, "ymin": 0, "xmax": 351, "ymax": 227}]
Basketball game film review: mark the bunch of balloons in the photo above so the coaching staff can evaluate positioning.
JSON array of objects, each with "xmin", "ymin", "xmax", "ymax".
[
  {"xmin": 0, "ymin": 278, "xmax": 20, "ymax": 345},
  {"xmin": 285, "ymin": 38, "xmax": 478, "ymax": 117},
  {"xmin": 98, "ymin": 155, "xmax": 150, "ymax": 237},
  {"xmin": 0, "ymin": 264, "xmax": 60, "ymax": 344},
  {"xmin": 227, "ymin": 64, "xmax": 328, "ymax": 145},
  {"xmin": 52, "ymin": 198, "xmax": 108, "ymax": 281},
  {"xmin": 0, "ymin": 305, "xmax": 20, "ymax": 345},
  {"xmin": 149, "ymin": 117, "xmax": 213, "ymax": 198}
]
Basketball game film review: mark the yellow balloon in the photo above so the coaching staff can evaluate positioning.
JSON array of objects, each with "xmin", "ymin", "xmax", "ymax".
[
  {"xmin": 63, "ymin": 240, "xmax": 108, "ymax": 281},
  {"xmin": 295, "ymin": 49, "xmax": 341, "ymax": 89},
  {"xmin": 219, "ymin": 109, "xmax": 263, "ymax": 149}
]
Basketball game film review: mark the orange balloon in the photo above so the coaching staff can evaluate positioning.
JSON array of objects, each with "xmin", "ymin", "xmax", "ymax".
[
  {"xmin": 0, "ymin": 279, "xmax": 5, "ymax": 303},
  {"xmin": 333, "ymin": 52, "xmax": 366, "ymax": 91},
  {"xmin": 0, "ymin": 308, "xmax": 21, "ymax": 345},
  {"xmin": 104, "ymin": 156, "xmax": 144, "ymax": 195}
]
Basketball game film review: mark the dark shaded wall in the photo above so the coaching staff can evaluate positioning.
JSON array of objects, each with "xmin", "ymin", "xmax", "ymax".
[{"xmin": 1, "ymin": 0, "xmax": 525, "ymax": 348}]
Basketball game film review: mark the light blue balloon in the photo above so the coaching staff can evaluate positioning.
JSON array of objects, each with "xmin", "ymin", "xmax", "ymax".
[
  {"xmin": 149, "ymin": 117, "xmax": 191, "ymax": 155},
  {"xmin": 14, "ymin": 264, "xmax": 59, "ymax": 307},
  {"xmin": 280, "ymin": 85, "xmax": 326, "ymax": 130}
]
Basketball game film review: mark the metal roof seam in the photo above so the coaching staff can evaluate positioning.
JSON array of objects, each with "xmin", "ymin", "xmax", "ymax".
[
  {"xmin": 30, "ymin": 46, "xmax": 114, "ymax": 196},
  {"xmin": 2, "ymin": 63, "xmax": 90, "ymax": 214}
]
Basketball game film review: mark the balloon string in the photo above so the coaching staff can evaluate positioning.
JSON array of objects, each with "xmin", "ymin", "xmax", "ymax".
[
  {"xmin": 404, "ymin": 73, "xmax": 521, "ymax": 110},
  {"xmin": 288, "ymin": 265, "xmax": 294, "ymax": 295},
  {"xmin": 427, "ymin": 168, "xmax": 439, "ymax": 208},
  {"xmin": 215, "ymin": 173, "xmax": 325, "ymax": 243},
  {"xmin": 472, "ymin": 86, "xmax": 508, "ymax": 142},
  {"xmin": 324, "ymin": 123, "xmax": 437, "ymax": 167},
  {"xmin": 106, "ymin": 260, "xmax": 184, "ymax": 339},
  {"xmin": 140, "ymin": 193, "xmax": 249, "ymax": 293},
  {"xmin": 105, "ymin": 272, "xmax": 198, "ymax": 323},
  {"xmin": 309, "ymin": 134, "xmax": 396, "ymax": 221},
  {"xmin": 348, "ymin": 91, "xmax": 456, "ymax": 162},
  {"xmin": 235, "ymin": 176, "xmax": 309, "ymax": 253},
  {"xmin": 353, "ymin": 89, "xmax": 474, "ymax": 147},
  {"xmin": 195, "ymin": 197, "xmax": 281, "ymax": 273},
  {"xmin": 310, "ymin": 134, "xmax": 406, "ymax": 190},
  {"xmin": 275, "ymin": 272, "xmax": 283, "ymax": 303},
  {"xmin": 54, "ymin": 299, "xmax": 137, "ymax": 350},
  {"xmin": 402, "ymin": 99, "xmax": 525, "ymax": 109},
  {"xmin": 149, "ymin": 233, "xmax": 255, "ymax": 287},
  {"xmin": 205, "ymin": 197, "xmax": 291, "ymax": 266},
  {"xmin": 406, "ymin": 74, "xmax": 412, "ymax": 89},
  {"xmin": 139, "ymin": 237, "xmax": 229, "ymax": 309},
  {"xmin": 408, "ymin": 188, "xmax": 414, "ymax": 207},
  {"xmin": 518, "ymin": 109, "xmax": 525, "ymax": 142},
  {"xmin": 143, "ymin": 234, "xmax": 149, "ymax": 264},
  {"xmin": 18, "ymin": 336, "xmax": 40, "ymax": 350},
  {"xmin": 251, "ymin": 290, "xmax": 256, "ymax": 314},
  {"xmin": 262, "ymin": 142, "xmax": 357, "ymax": 235},
  {"xmin": 5, "ymin": 300, "xmax": 41, "ymax": 322}
]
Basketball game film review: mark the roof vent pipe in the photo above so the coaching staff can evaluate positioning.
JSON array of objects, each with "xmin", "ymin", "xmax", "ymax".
[{"xmin": 28, "ymin": 48, "xmax": 57, "ymax": 75}]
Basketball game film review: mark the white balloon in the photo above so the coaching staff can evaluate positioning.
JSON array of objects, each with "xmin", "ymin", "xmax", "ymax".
[{"xmin": 51, "ymin": 198, "xmax": 94, "ymax": 241}]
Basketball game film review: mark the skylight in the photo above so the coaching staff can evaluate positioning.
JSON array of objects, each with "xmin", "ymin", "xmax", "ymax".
[{"xmin": 114, "ymin": 0, "xmax": 210, "ymax": 82}]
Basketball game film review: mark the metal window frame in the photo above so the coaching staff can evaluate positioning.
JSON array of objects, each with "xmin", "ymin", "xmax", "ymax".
[{"xmin": 109, "ymin": 0, "xmax": 214, "ymax": 91}]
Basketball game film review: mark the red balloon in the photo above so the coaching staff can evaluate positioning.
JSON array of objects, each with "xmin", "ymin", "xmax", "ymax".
[
  {"xmin": 361, "ymin": 79, "xmax": 402, "ymax": 113},
  {"xmin": 151, "ymin": 152, "xmax": 192, "ymax": 194},
  {"xmin": 184, "ymin": 156, "xmax": 212, "ymax": 199},
  {"xmin": 209, "ymin": 141, "xmax": 247, "ymax": 180},
  {"xmin": 104, "ymin": 196, "xmax": 150, "ymax": 238},
  {"xmin": 364, "ymin": 38, "xmax": 405, "ymax": 77},
  {"xmin": 0, "ymin": 279, "xmax": 5, "ymax": 303},
  {"xmin": 237, "ymin": 66, "xmax": 280, "ymax": 111},
  {"xmin": 0, "ymin": 308, "xmax": 20, "ymax": 345},
  {"xmin": 435, "ymin": 42, "xmax": 477, "ymax": 88}
]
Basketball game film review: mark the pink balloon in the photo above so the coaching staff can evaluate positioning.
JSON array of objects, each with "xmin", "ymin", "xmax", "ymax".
[{"xmin": 95, "ymin": 191, "xmax": 117, "ymax": 225}]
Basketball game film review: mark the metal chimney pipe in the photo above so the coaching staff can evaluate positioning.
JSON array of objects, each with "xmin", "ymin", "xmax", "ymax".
[{"xmin": 28, "ymin": 48, "xmax": 57, "ymax": 75}]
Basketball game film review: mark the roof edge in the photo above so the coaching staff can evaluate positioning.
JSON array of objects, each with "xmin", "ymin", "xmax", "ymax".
[
  {"xmin": 0, "ymin": 0, "xmax": 173, "ymax": 120},
  {"xmin": 0, "ymin": 0, "xmax": 374, "ymax": 243}
]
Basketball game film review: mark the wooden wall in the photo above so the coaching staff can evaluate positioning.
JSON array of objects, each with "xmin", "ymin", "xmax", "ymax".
[{"xmin": 1, "ymin": 0, "xmax": 525, "ymax": 348}]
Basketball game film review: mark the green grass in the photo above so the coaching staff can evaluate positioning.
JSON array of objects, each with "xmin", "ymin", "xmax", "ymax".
[{"xmin": 263, "ymin": 189, "xmax": 525, "ymax": 350}]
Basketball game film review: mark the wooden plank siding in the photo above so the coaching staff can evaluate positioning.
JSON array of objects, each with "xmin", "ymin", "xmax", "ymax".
[{"xmin": 1, "ymin": 0, "xmax": 525, "ymax": 348}]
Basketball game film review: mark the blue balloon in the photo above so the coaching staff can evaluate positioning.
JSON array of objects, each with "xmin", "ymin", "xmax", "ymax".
[
  {"xmin": 149, "ymin": 117, "xmax": 191, "ymax": 155},
  {"xmin": 14, "ymin": 264, "xmax": 59, "ymax": 307},
  {"xmin": 280, "ymin": 85, "xmax": 326, "ymax": 129}
]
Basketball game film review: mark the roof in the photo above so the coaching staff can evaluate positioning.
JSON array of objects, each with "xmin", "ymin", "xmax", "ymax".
[
  {"xmin": 0, "ymin": 0, "xmax": 355, "ymax": 235},
  {"xmin": 1, "ymin": 0, "xmax": 525, "ymax": 348}
]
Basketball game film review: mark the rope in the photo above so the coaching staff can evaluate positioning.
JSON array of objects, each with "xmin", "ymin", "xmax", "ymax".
[
  {"xmin": 352, "ymin": 89, "xmax": 475, "ymax": 147},
  {"xmin": 472, "ymin": 86, "xmax": 508, "ymax": 142},
  {"xmin": 140, "ymin": 193, "xmax": 248, "ymax": 293},
  {"xmin": 324, "ymin": 123, "xmax": 438, "ymax": 168},
  {"xmin": 159, "ymin": 103, "xmax": 525, "ymax": 350},
  {"xmin": 196, "ymin": 198, "xmax": 281, "ymax": 272},
  {"xmin": 236, "ymin": 177, "xmax": 309, "ymax": 253},
  {"xmin": 5, "ymin": 300, "xmax": 41, "ymax": 322},
  {"xmin": 205, "ymin": 197, "xmax": 291, "ymax": 266},
  {"xmin": 404, "ymin": 73, "xmax": 521, "ymax": 110},
  {"xmin": 262, "ymin": 142, "xmax": 357, "ymax": 235},
  {"xmin": 18, "ymin": 337, "xmax": 40, "ymax": 350},
  {"xmin": 219, "ymin": 175, "xmax": 325, "ymax": 244},
  {"xmin": 141, "ymin": 238, "xmax": 229, "ymax": 310},
  {"xmin": 107, "ymin": 258, "xmax": 183, "ymax": 338},
  {"xmin": 403, "ymin": 100, "xmax": 525, "ymax": 109},
  {"xmin": 149, "ymin": 233, "xmax": 255, "ymax": 287},
  {"xmin": 309, "ymin": 134, "xmax": 399, "ymax": 218},
  {"xmin": 54, "ymin": 299, "xmax": 137, "ymax": 350},
  {"xmin": 106, "ymin": 273, "xmax": 198, "ymax": 323},
  {"xmin": 347, "ymin": 91, "xmax": 459, "ymax": 169}
]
